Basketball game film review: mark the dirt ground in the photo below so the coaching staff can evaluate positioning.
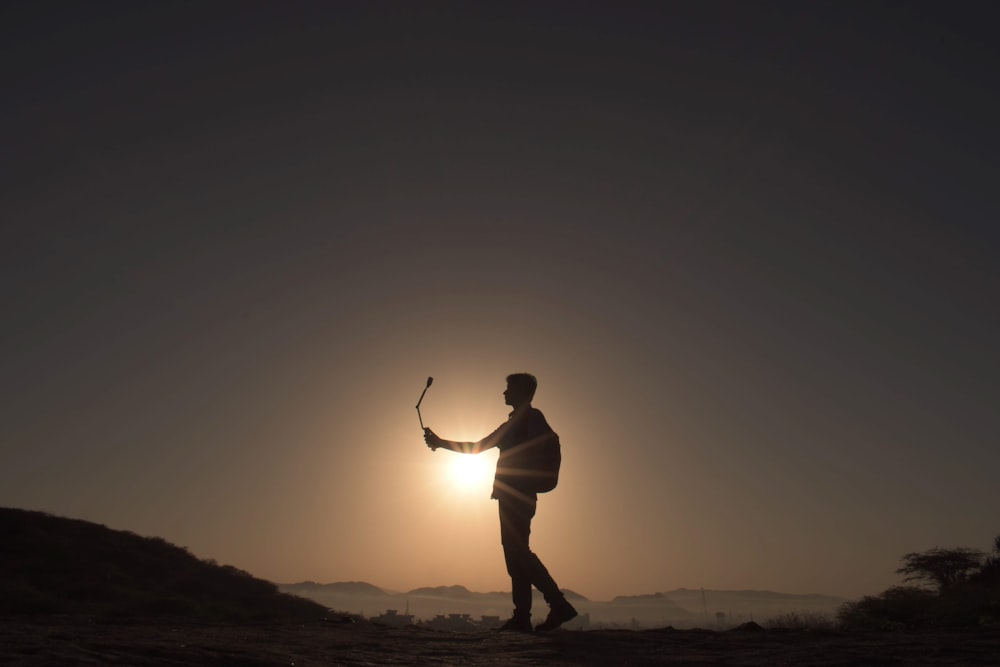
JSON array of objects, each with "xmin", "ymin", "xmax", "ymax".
[{"xmin": 3, "ymin": 617, "xmax": 999, "ymax": 666}]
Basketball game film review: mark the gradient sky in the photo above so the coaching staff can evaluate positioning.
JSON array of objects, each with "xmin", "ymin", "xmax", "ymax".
[{"xmin": 3, "ymin": 2, "xmax": 998, "ymax": 602}]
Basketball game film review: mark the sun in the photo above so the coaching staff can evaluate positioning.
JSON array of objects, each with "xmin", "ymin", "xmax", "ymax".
[{"xmin": 446, "ymin": 454, "xmax": 494, "ymax": 490}]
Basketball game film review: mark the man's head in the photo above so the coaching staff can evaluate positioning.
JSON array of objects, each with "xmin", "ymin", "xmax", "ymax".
[{"xmin": 504, "ymin": 373, "xmax": 537, "ymax": 408}]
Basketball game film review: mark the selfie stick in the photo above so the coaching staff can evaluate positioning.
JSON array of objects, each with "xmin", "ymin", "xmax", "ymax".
[{"xmin": 415, "ymin": 376, "xmax": 433, "ymax": 430}]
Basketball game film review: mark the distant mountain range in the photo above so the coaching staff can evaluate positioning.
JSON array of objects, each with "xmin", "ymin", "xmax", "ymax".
[{"xmin": 280, "ymin": 581, "xmax": 848, "ymax": 628}]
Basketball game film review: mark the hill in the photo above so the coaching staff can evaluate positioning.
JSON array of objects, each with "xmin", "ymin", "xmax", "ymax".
[{"xmin": 0, "ymin": 507, "xmax": 327, "ymax": 622}]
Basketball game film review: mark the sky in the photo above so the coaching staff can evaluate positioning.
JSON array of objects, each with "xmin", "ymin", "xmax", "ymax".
[{"xmin": 2, "ymin": 2, "xmax": 998, "ymax": 602}]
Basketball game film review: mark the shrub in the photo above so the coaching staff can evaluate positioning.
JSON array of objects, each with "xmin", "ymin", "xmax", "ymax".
[
  {"xmin": 837, "ymin": 586, "xmax": 936, "ymax": 630},
  {"xmin": 764, "ymin": 611, "xmax": 835, "ymax": 630}
]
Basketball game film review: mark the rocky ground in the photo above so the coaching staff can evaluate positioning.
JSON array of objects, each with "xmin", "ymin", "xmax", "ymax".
[{"xmin": 3, "ymin": 617, "xmax": 1000, "ymax": 666}]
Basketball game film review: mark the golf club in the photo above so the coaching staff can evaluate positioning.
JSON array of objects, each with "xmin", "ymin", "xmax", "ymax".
[{"xmin": 415, "ymin": 376, "xmax": 433, "ymax": 431}]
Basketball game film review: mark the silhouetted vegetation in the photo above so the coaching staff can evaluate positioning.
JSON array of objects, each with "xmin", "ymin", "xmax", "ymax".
[
  {"xmin": 0, "ymin": 508, "xmax": 327, "ymax": 622},
  {"xmin": 896, "ymin": 547, "xmax": 986, "ymax": 591},
  {"xmin": 763, "ymin": 611, "xmax": 835, "ymax": 631},
  {"xmin": 838, "ymin": 535, "xmax": 1000, "ymax": 629}
]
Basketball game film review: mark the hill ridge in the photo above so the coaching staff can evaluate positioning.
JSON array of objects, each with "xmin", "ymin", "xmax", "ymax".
[{"xmin": 1, "ymin": 507, "xmax": 327, "ymax": 621}]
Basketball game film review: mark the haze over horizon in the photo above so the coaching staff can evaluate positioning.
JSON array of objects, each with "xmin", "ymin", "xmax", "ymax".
[{"xmin": 3, "ymin": 3, "xmax": 997, "ymax": 603}]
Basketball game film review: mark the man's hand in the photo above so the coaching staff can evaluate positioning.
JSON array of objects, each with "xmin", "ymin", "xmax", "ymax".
[{"xmin": 423, "ymin": 427, "xmax": 444, "ymax": 450}]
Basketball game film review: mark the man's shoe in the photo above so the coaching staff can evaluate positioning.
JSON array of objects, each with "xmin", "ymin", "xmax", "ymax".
[
  {"xmin": 535, "ymin": 601, "xmax": 578, "ymax": 632},
  {"xmin": 498, "ymin": 615, "xmax": 533, "ymax": 633}
]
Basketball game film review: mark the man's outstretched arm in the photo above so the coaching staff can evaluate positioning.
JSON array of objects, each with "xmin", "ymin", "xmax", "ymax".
[{"xmin": 424, "ymin": 425, "xmax": 504, "ymax": 453}]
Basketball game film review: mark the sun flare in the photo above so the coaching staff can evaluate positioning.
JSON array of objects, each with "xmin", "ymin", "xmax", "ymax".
[{"xmin": 446, "ymin": 454, "xmax": 493, "ymax": 490}]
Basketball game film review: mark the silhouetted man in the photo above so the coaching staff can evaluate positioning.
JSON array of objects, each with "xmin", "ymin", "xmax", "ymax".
[{"xmin": 424, "ymin": 373, "xmax": 578, "ymax": 633}]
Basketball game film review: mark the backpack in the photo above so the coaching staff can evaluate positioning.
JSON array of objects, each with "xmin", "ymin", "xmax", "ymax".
[
  {"xmin": 525, "ymin": 432, "xmax": 561, "ymax": 493},
  {"xmin": 495, "ymin": 409, "xmax": 562, "ymax": 494}
]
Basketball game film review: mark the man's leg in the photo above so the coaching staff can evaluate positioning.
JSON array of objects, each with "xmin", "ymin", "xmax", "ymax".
[
  {"xmin": 525, "ymin": 552, "xmax": 561, "ymax": 605},
  {"xmin": 498, "ymin": 496, "xmax": 535, "ymax": 629},
  {"xmin": 524, "ymin": 542, "xmax": 578, "ymax": 631},
  {"xmin": 516, "ymin": 499, "xmax": 577, "ymax": 631},
  {"xmin": 498, "ymin": 495, "xmax": 577, "ymax": 632}
]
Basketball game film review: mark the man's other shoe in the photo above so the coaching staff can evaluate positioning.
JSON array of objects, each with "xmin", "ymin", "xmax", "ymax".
[{"xmin": 535, "ymin": 601, "xmax": 578, "ymax": 632}]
